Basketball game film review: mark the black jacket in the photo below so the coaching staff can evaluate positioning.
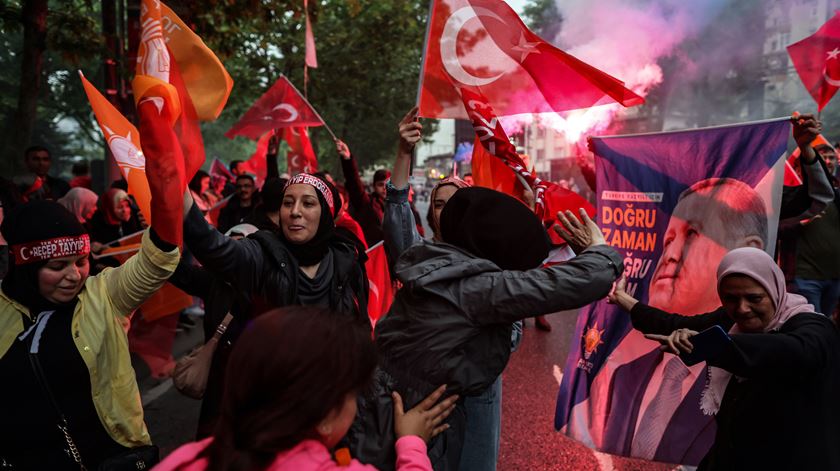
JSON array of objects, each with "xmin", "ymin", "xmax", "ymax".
[
  {"xmin": 630, "ymin": 303, "xmax": 840, "ymax": 471},
  {"xmin": 183, "ymin": 204, "xmax": 369, "ymax": 323},
  {"xmin": 340, "ymin": 155, "xmax": 385, "ymax": 245},
  {"xmin": 348, "ymin": 242, "xmax": 623, "ymax": 470}
]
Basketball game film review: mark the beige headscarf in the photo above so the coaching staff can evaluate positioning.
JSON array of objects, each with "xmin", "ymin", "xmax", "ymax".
[
  {"xmin": 57, "ymin": 187, "xmax": 99, "ymax": 224},
  {"xmin": 427, "ymin": 176, "xmax": 471, "ymax": 241}
]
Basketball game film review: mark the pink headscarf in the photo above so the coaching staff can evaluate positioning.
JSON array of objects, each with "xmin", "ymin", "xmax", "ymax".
[
  {"xmin": 57, "ymin": 187, "xmax": 99, "ymax": 224},
  {"xmin": 701, "ymin": 247, "xmax": 815, "ymax": 415}
]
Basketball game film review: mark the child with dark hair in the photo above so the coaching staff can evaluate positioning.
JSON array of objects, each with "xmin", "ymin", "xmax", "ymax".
[{"xmin": 156, "ymin": 306, "xmax": 457, "ymax": 471}]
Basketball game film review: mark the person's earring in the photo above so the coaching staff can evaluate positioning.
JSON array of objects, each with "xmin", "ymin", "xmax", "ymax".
[{"xmin": 318, "ymin": 424, "xmax": 333, "ymax": 436}]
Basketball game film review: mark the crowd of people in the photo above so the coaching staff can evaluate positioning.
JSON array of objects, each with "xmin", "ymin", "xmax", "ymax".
[{"xmin": 0, "ymin": 111, "xmax": 839, "ymax": 471}]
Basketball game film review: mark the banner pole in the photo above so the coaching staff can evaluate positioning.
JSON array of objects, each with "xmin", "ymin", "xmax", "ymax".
[{"xmin": 415, "ymin": 0, "xmax": 435, "ymax": 107}]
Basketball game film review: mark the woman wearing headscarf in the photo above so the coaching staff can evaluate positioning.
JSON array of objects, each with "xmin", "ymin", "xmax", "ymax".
[
  {"xmin": 88, "ymin": 188, "xmax": 146, "ymax": 244},
  {"xmin": 0, "ymin": 191, "xmax": 181, "ymax": 466},
  {"xmin": 87, "ymin": 188, "xmax": 147, "ymax": 274},
  {"xmin": 350, "ymin": 182, "xmax": 622, "ymax": 470},
  {"xmin": 181, "ymin": 172, "xmax": 369, "ymax": 325},
  {"xmin": 57, "ymin": 187, "xmax": 99, "ymax": 225},
  {"xmin": 608, "ymin": 247, "xmax": 840, "ymax": 470}
]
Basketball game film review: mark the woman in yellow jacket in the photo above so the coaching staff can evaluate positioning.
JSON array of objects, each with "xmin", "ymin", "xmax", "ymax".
[{"xmin": 0, "ymin": 200, "xmax": 180, "ymax": 470}]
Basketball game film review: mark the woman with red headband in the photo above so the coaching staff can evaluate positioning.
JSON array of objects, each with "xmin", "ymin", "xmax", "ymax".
[
  {"xmin": 0, "ymin": 199, "xmax": 181, "ymax": 468},
  {"xmin": 182, "ymin": 172, "xmax": 370, "ymax": 325}
]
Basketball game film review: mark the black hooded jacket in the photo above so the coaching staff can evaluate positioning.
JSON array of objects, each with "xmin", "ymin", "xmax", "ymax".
[{"xmin": 183, "ymin": 204, "xmax": 369, "ymax": 324}]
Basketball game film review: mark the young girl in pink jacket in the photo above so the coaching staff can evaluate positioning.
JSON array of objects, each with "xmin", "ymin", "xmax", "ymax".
[{"xmin": 154, "ymin": 306, "xmax": 457, "ymax": 471}]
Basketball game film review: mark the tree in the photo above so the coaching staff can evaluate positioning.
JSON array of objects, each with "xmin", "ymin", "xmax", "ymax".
[
  {"xmin": 0, "ymin": 0, "xmax": 103, "ymax": 176},
  {"xmin": 171, "ymin": 0, "xmax": 435, "ymax": 175},
  {"xmin": 521, "ymin": 0, "xmax": 562, "ymax": 41}
]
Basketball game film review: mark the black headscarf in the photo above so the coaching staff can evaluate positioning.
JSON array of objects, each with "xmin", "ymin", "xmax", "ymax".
[
  {"xmin": 440, "ymin": 187, "xmax": 550, "ymax": 271},
  {"xmin": 279, "ymin": 175, "xmax": 337, "ymax": 267},
  {"xmin": 1, "ymin": 201, "xmax": 88, "ymax": 312}
]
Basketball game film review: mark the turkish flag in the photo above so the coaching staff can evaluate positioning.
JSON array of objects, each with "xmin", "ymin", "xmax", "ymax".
[
  {"xmin": 210, "ymin": 157, "xmax": 236, "ymax": 183},
  {"xmin": 80, "ymin": 72, "xmax": 152, "ymax": 224},
  {"xmin": 226, "ymin": 75, "xmax": 324, "ymax": 140},
  {"xmin": 471, "ymin": 135, "xmax": 528, "ymax": 200},
  {"xmin": 284, "ymin": 127, "xmax": 318, "ymax": 175},
  {"xmin": 365, "ymin": 242, "xmax": 394, "ymax": 328},
  {"xmin": 788, "ymin": 12, "xmax": 840, "ymax": 111},
  {"xmin": 418, "ymin": 0, "xmax": 644, "ymax": 119},
  {"xmin": 240, "ymin": 131, "xmax": 272, "ymax": 186},
  {"xmin": 458, "ymin": 86, "xmax": 552, "ymax": 217}
]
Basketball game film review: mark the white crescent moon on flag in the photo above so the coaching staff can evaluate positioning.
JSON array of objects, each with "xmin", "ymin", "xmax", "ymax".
[
  {"xmin": 272, "ymin": 103, "xmax": 299, "ymax": 122},
  {"xmin": 369, "ymin": 280, "xmax": 380, "ymax": 305},
  {"xmin": 441, "ymin": 7, "xmax": 507, "ymax": 87},
  {"xmin": 824, "ymin": 66, "xmax": 840, "ymax": 87},
  {"xmin": 290, "ymin": 154, "xmax": 302, "ymax": 171}
]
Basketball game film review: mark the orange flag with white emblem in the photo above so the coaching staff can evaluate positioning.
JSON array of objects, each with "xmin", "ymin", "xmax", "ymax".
[{"xmin": 79, "ymin": 72, "xmax": 152, "ymax": 223}]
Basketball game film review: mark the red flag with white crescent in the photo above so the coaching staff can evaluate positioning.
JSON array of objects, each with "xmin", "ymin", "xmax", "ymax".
[
  {"xmin": 284, "ymin": 127, "xmax": 318, "ymax": 176},
  {"xmin": 788, "ymin": 12, "xmax": 840, "ymax": 111},
  {"xmin": 226, "ymin": 75, "xmax": 324, "ymax": 140},
  {"xmin": 365, "ymin": 241, "xmax": 394, "ymax": 328},
  {"xmin": 418, "ymin": 0, "xmax": 643, "ymax": 119}
]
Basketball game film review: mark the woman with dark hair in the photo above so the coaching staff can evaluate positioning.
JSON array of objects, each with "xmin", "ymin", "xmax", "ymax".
[
  {"xmin": 181, "ymin": 172, "xmax": 369, "ymax": 325},
  {"xmin": 189, "ymin": 170, "xmax": 214, "ymax": 224},
  {"xmin": 0, "ymin": 188, "xmax": 182, "ymax": 467},
  {"xmin": 155, "ymin": 306, "xmax": 457, "ymax": 471}
]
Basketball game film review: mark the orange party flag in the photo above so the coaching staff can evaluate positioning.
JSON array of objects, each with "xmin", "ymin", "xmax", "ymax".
[
  {"xmin": 79, "ymin": 72, "xmax": 152, "ymax": 223},
  {"xmin": 159, "ymin": 1, "xmax": 233, "ymax": 121}
]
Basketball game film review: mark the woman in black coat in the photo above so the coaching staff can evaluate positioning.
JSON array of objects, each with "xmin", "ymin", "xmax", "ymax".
[
  {"xmin": 182, "ymin": 173, "xmax": 368, "ymax": 325},
  {"xmin": 609, "ymin": 247, "xmax": 840, "ymax": 470}
]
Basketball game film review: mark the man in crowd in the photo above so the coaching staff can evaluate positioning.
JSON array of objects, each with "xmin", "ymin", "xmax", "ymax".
[
  {"xmin": 18, "ymin": 145, "xmax": 70, "ymax": 201},
  {"xmin": 786, "ymin": 142, "xmax": 840, "ymax": 316},
  {"xmin": 218, "ymin": 174, "xmax": 257, "ymax": 233},
  {"xmin": 337, "ymin": 140, "xmax": 388, "ymax": 245}
]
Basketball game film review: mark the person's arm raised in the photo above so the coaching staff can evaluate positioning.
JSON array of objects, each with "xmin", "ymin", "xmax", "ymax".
[
  {"xmin": 392, "ymin": 107, "xmax": 421, "ymax": 191},
  {"xmin": 383, "ymin": 107, "xmax": 424, "ymax": 263}
]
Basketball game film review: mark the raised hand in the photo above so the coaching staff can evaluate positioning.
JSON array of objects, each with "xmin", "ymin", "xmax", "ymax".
[
  {"xmin": 553, "ymin": 209, "xmax": 607, "ymax": 254},
  {"xmin": 335, "ymin": 139, "xmax": 351, "ymax": 160},
  {"xmin": 399, "ymin": 106, "xmax": 422, "ymax": 153},
  {"xmin": 392, "ymin": 384, "xmax": 458, "ymax": 443},
  {"xmin": 791, "ymin": 113, "xmax": 821, "ymax": 164},
  {"xmin": 267, "ymin": 132, "xmax": 280, "ymax": 155}
]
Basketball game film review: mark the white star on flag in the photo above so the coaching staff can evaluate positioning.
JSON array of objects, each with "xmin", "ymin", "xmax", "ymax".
[
  {"xmin": 827, "ymin": 47, "xmax": 840, "ymax": 60},
  {"xmin": 511, "ymin": 33, "xmax": 541, "ymax": 63}
]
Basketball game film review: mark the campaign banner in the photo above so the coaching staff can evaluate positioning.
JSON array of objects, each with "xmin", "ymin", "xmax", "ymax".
[{"xmin": 554, "ymin": 118, "xmax": 790, "ymax": 465}]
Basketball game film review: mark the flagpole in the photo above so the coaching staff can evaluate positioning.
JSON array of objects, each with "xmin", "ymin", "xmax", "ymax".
[
  {"xmin": 281, "ymin": 73, "xmax": 338, "ymax": 141},
  {"xmin": 415, "ymin": 0, "xmax": 435, "ymax": 106}
]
